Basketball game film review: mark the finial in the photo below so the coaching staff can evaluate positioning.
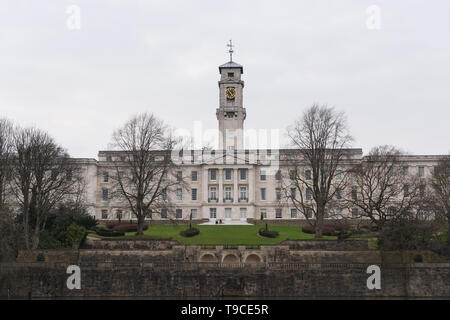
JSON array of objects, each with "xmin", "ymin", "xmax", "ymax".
[{"xmin": 227, "ymin": 39, "xmax": 234, "ymax": 61}]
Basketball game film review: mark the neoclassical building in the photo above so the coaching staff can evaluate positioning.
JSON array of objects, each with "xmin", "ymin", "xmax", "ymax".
[{"xmin": 76, "ymin": 53, "xmax": 442, "ymax": 223}]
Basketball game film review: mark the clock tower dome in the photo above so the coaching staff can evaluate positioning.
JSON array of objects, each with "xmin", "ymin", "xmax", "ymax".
[{"xmin": 216, "ymin": 40, "xmax": 246, "ymax": 151}]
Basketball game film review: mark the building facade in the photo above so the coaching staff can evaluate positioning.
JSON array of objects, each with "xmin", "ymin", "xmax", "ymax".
[{"xmin": 76, "ymin": 56, "xmax": 442, "ymax": 222}]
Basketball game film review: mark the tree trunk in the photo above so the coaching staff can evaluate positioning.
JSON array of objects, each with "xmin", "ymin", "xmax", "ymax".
[
  {"xmin": 136, "ymin": 215, "xmax": 145, "ymax": 236},
  {"xmin": 315, "ymin": 203, "xmax": 324, "ymax": 239}
]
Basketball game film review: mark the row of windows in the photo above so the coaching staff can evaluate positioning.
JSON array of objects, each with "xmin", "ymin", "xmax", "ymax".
[
  {"xmin": 100, "ymin": 208, "xmax": 198, "ymax": 220},
  {"xmin": 101, "ymin": 166, "xmax": 430, "ymax": 186}
]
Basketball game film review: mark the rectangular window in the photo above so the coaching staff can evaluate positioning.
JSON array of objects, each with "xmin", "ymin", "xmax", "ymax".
[
  {"xmin": 210, "ymin": 187, "xmax": 217, "ymax": 200},
  {"xmin": 275, "ymin": 170, "xmax": 281, "ymax": 181},
  {"xmin": 260, "ymin": 209, "xmax": 267, "ymax": 219},
  {"xmin": 260, "ymin": 170, "xmax": 266, "ymax": 181},
  {"xmin": 403, "ymin": 166, "xmax": 409, "ymax": 177},
  {"xmin": 210, "ymin": 208, "xmax": 217, "ymax": 219},
  {"xmin": 116, "ymin": 210, "xmax": 122, "ymax": 220},
  {"xmin": 191, "ymin": 188, "xmax": 197, "ymax": 201},
  {"xmin": 403, "ymin": 184, "xmax": 409, "ymax": 197},
  {"xmin": 306, "ymin": 209, "xmax": 313, "ymax": 219},
  {"xmin": 305, "ymin": 169, "xmax": 312, "ymax": 180},
  {"xmin": 276, "ymin": 209, "xmax": 282, "ymax": 219},
  {"xmin": 335, "ymin": 170, "xmax": 342, "ymax": 180},
  {"xmin": 176, "ymin": 171, "xmax": 182, "ymax": 182},
  {"xmin": 210, "ymin": 169, "xmax": 217, "ymax": 180},
  {"xmin": 190, "ymin": 209, "xmax": 197, "ymax": 219},
  {"xmin": 352, "ymin": 208, "xmax": 359, "ymax": 218},
  {"xmin": 116, "ymin": 188, "xmax": 122, "ymax": 200},
  {"xmin": 225, "ymin": 208, "xmax": 232, "ymax": 219},
  {"xmin": 290, "ymin": 188, "xmax": 296, "ymax": 200},
  {"xmin": 289, "ymin": 169, "xmax": 296, "ymax": 180},
  {"xmin": 176, "ymin": 209, "xmax": 182, "ymax": 219},
  {"xmin": 161, "ymin": 209, "xmax": 167, "ymax": 219},
  {"xmin": 225, "ymin": 187, "xmax": 232, "ymax": 200},
  {"xmin": 102, "ymin": 171, "xmax": 109, "ymax": 182},
  {"xmin": 260, "ymin": 188, "xmax": 266, "ymax": 201},
  {"xmin": 102, "ymin": 188, "xmax": 108, "ymax": 201},
  {"xmin": 176, "ymin": 188, "xmax": 182, "ymax": 200},
  {"xmin": 162, "ymin": 188, "xmax": 167, "ymax": 201},
  {"xmin": 291, "ymin": 209, "xmax": 297, "ymax": 219},
  {"xmin": 66, "ymin": 169, "xmax": 72, "ymax": 181},
  {"xmin": 118, "ymin": 171, "xmax": 124, "ymax": 180},
  {"xmin": 336, "ymin": 208, "xmax": 343, "ymax": 219},
  {"xmin": 336, "ymin": 189, "xmax": 342, "ymax": 200},
  {"xmin": 276, "ymin": 188, "xmax": 281, "ymax": 200},
  {"xmin": 419, "ymin": 184, "xmax": 425, "ymax": 197},
  {"xmin": 101, "ymin": 210, "xmax": 108, "ymax": 220},
  {"xmin": 240, "ymin": 187, "xmax": 247, "ymax": 200},
  {"xmin": 418, "ymin": 166, "xmax": 425, "ymax": 178},
  {"xmin": 191, "ymin": 171, "xmax": 198, "ymax": 181},
  {"xmin": 225, "ymin": 169, "xmax": 232, "ymax": 180},
  {"xmin": 306, "ymin": 188, "xmax": 312, "ymax": 200},
  {"xmin": 227, "ymin": 72, "xmax": 234, "ymax": 78},
  {"xmin": 240, "ymin": 169, "xmax": 247, "ymax": 180},
  {"xmin": 351, "ymin": 187, "xmax": 357, "ymax": 201}
]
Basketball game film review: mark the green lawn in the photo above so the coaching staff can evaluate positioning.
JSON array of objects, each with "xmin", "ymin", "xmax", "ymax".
[{"xmin": 113, "ymin": 225, "xmax": 337, "ymax": 245}]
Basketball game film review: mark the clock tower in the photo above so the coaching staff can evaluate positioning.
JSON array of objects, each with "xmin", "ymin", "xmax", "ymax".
[{"xmin": 216, "ymin": 40, "xmax": 246, "ymax": 151}]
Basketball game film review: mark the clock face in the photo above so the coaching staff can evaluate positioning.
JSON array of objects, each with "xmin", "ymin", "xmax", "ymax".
[{"xmin": 225, "ymin": 87, "xmax": 236, "ymax": 100}]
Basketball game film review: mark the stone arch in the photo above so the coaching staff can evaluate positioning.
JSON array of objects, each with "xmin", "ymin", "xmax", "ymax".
[
  {"xmin": 222, "ymin": 254, "xmax": 239, "ymax": 263},
  {"xmin": 200, "ymin": 254, "xmax": 217, "ymax": 263},
  {"xmin": 245, "ymin": 254, "xmax": 262, "ymax": 264}
]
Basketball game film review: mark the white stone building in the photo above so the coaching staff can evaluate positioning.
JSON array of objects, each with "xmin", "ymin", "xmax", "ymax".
[{"xmin": 75, "ymin": 55, "xmax": 443, "ymax": 223}]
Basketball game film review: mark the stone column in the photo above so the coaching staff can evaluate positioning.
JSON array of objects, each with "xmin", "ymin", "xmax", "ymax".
[
  {"xmin": 249, "ymin": 166, "xmax": 255, "ymax": 203},
  {"xmin": 234, "ymin": 168, "xmax": 239, "ymax": 203},
  {"xmin": 203, "ymin": 166, "xmax": 208, "ymax": 203},
  {"xmin": 218, "ymin": 168, "xmax": 223, "ymax": 205}
]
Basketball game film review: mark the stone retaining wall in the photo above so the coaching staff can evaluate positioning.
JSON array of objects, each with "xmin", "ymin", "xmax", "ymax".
[{"xmin": 1, "ymin": 262, "xmax": 449, "ymax": 298}]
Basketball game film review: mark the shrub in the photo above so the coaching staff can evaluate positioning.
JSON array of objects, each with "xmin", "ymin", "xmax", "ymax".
[
  {"xmin": 378, "ymin": 219, "xmax": 440, "ymax": 251},
  {"xmin": 106, "ymin": 222, "xmax": 117, "ymax": 229},
  {"xmin": 113, "ymin": 223, "xmax": 149, "ymax": 233},
  {"xmin": 258, "ymin": 228, "xmax": 279, "ymax": 238},
  {"xmin": 65, "ymin": 223, "xmax": 87, "ymax": 248},
  {"xmin": 38, "ymin": 231, "xmax": 64, "ymax": 249},
  {"xmin": 96, "ymin": 229, "xmax": 125, "ymax": 237},
  {"xmin": 180, "ymin": 228, "xmax": 200, "ymax": 238}
]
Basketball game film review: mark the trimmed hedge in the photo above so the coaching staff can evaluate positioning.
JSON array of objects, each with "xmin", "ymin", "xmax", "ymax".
[
  {"xmin": 96, "ymin": 229, "xmax": 125, "ymax": 237},
  {"xmin": 180, "ymin": 228, "xmax": 200, "ymax": 238},
  {"xmin": 302, "ymin": 223, "xmax": 351, "ymax": 236},
  {"xmin": 113, "ymin": 223, "xmax": 149, "ymax": 233},
  {"xmin": 258, "ymin": 228, "xmax": 279, "ymax": 238}
]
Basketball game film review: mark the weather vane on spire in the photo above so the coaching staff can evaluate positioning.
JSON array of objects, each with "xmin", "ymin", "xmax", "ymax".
[{"xmin": 227, "ymin": 39, "xmax": 234, "ymax": 61}]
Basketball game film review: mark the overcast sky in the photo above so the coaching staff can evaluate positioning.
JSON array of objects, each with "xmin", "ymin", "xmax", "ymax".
[{"xmin": 1, "ymin": 0, "xmax": 449, "ymax": 158}]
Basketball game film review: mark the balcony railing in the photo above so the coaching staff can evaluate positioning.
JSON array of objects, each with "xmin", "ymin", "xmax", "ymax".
[
  {"xmin": 223, "ymin": 197, "xmax": 234, "ymax": 203},
  {"xmin": 208, "ymin": 198, "xmax": 218, "ymax": 203},
  {"xmin": 238, "ymin": 197, "xmax": 248, "ymax": 203}
]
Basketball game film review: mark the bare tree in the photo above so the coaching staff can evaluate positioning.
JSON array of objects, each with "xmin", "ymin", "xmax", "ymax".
[
  {"xmin": 10, "ymin": 127, "xmax": 84, "ymax": 250},
  {"xmin": 0, "ymin": 118, "xmax": 14, "ymax": 207},
  {"xmin": 110, "ymin": 113, "xmax": 186, "ymax": 235},
  {"xmin": 286, "ymin": 104, "xmax": 353, "ymax": 238},
  {"xmin": 347, "ymin": 145, "xmax": 423, "ymax": 229},
  {"xmin": 429, "ymin": 155, "xmax": 450, "ymax": 243}
]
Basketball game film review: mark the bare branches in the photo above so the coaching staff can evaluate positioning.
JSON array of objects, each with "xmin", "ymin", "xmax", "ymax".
[
  {"xmin": 347, "ymin": 145, "xmax": 425, "ymax": 229},
  {"xmin": 285, "ymin": 104, "xmax": 353, "ymax": 238},
  {"xmin": 9, "ymin": 126, "xmax": 84, "ymax": 250},
  {"xmin": 0, "ymin": 118, "xmax": 14, "ymax": 207},
  {"xmin": 110, "ymin": 113, "xmax": 186, "ymax": 235}
]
